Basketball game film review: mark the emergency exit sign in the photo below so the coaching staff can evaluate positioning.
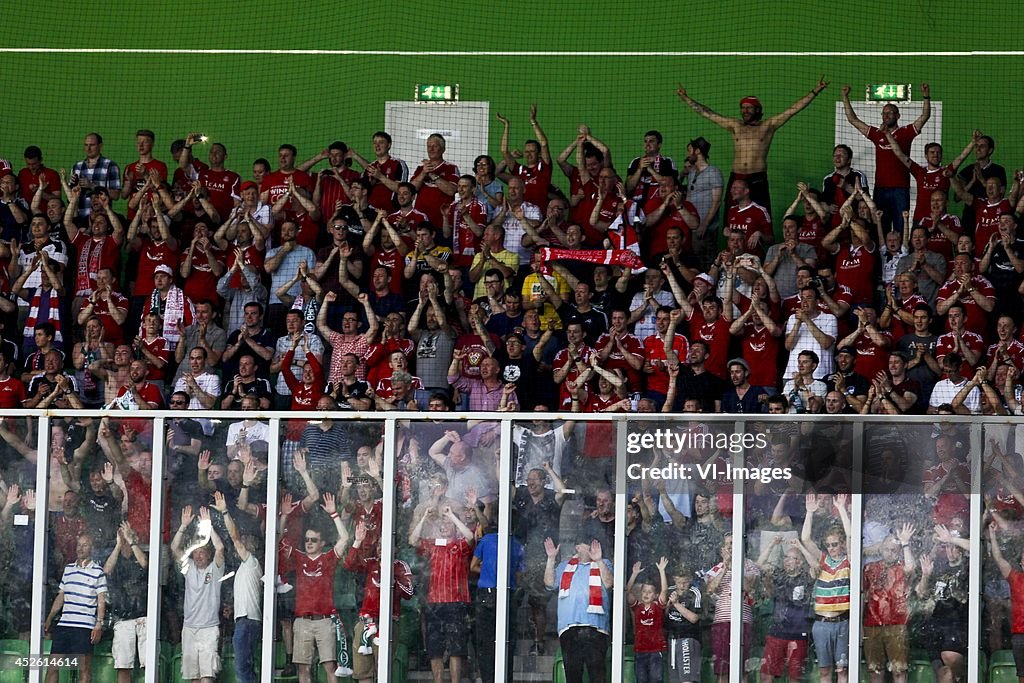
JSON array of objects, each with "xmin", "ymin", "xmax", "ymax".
[{"xmin": 866, "ymin": 84, "xmax": 912, "ymax": 102}]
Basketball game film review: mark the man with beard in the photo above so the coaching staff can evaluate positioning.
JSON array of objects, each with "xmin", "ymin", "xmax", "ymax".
[{"xmin": 677, "ymin": 77, "xmax": 829, "ymax": 216}]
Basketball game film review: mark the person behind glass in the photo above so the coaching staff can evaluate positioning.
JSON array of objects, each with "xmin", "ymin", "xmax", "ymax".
[
  {"xmin": 344, "ymin": 518, "xmax": 415, "ymax": 683},
  {"xmin": 757, "ymin": 537, "xmax": 815, "ymax": 683},
  {"xmin": 102, "ymin": 521, "xmax": 148, "ymax": 683},
  {"xmin": 544, "ymin": 535, "xmax": 613, "ymax": 683},
  {"xmin": 916, "ymin": 524, "xmax": 969, "ymax": 683},
  {"xmin": 409, "ymin": 501, "xmax": 475, "ymax": 683},
  {"xmin": 706, "ymin": 533, "xmax": 762, "ymax": 683},
  {"xmin": 280, "ymin": 492, "xmax": 351, "ymax": 683},
  {"xmin": 627, "ymin": 557, "xmax": 669, "ymax": 683},
  {"xmin": 799, "ymin": 493, "xmax": 852, "ymax": 683},
  {"xmin": 43, "ymin": 532, "xmax": 106, "ymax": 683},
  {"xmin": 663, "ymin": 560, "xmax": 703, "ymax": 683},
  {"xmin": 471, "ymin": 515, "xmax": 525, "ymax": 683},
  {"xmin": 170, "ymin": 505, "xmax": 225, "ymax": 683},
  {"xmin": 211, "ymin": 490, "xmax": 263, "ymax": 683}
]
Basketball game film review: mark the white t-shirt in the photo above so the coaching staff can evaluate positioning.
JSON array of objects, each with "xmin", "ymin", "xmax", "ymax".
[
  {"xmin": 234, "ymin": 553, "xmax": 263, "ymax": 621},
  {"xmin": 183, "ymin": 558, "xmax": 224, "ymax": 629}
]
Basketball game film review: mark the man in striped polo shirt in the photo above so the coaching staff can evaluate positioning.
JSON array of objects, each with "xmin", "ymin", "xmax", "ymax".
[
  {"xmin": 800, "ymin": 494, "xmax": 851, "ymax": 683},
  {"xmin": 44, "ymin": 533, "xmax": 107, "ymax": 683}
]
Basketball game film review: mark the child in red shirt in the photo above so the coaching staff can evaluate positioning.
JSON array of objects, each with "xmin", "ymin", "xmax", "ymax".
[{"xmin": 627, "ymin": 556, "xmax": 669, "ymax": 683}]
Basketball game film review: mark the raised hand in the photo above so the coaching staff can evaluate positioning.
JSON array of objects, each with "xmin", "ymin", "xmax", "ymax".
[{"xmin": 544, "ymin": 537, "xmax": 560, "ymax": 559}]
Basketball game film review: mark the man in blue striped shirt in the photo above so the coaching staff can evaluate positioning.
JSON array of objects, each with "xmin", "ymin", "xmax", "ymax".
[{"xmin": 44, "ymin": 533, "xmax": 107, "ymax": 682}]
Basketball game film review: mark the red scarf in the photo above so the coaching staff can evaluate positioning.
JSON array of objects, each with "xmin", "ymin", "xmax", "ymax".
[
  {"xmin": 538, "ymin": 246, "xmax": 645, "ymax": 272},
  {"xmin": 75, "ymin": 236, "xmax": 107, "ymax": 296},
  {"xmin": 559, "ymin": 556, "xmax": 604, "ymax": 614}
]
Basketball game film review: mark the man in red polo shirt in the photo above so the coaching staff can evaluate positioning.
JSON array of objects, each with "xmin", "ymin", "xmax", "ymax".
[
  {"xmin": 497, "ymin": 105, "xmax": 554, "ymax": 212},
  {"xmin": 936, "ymin": 254, "xmax": 996, "ymax": 338},
  {"xmin": 261, "ymin": 144, "xmax": 315, "ymax": 210},
  {"xmin": 410, "ymin": 134, "xmax": 459, "ymax": 228},
  {"xmin": 282, "ymin": 493, "xmax": 351, "ymax": 683},
  {"xmin": 409, "ymin": 502, "xmax": 475, "ymax": 683},
  {"xmin": 122, "ymin": 130, "xmax": 168, "ymax": 215},
  {"xmin": 724, "ymin": 178, "xmax": 772, "ymax": 258}
]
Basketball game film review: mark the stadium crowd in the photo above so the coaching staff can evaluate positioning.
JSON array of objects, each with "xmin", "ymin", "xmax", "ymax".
[{"xmin": 0, "ymin": 81, "xmax": 1023, "ymax": 683}]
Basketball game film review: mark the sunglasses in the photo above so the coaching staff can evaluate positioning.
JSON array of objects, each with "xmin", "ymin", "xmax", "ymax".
[{"xmin": 304, "ymin": 537, "xmax": 321, "ymax": 543}]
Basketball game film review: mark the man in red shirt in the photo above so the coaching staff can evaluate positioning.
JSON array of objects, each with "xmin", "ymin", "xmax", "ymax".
[
  {"xmin": 197, "ymin": 142, "xmax": 241, "ymax": 221},
  {"xmin": 302, "ymin": 141, "xmax": 362, "ymax": 221},
  {"xmin": 261, "ymin": 144, "xmax": 315, "ymax": 209},
  {"xmin": 409, "ymin": 501, "xmax": 475, "ymax": 683},
  {"xmin": 822, "ymin": 216, "xmax": 877, "ymax": 306},
  {"xmin": 410, "ymin": 134, "xmax": 459, "ymax": 228},
  {"xmin": 862, "ymin": 526, "xmax": 917, "ymax": 681},
  {"xmin": 884, "ymin": 130, "xmax": 975, "ymax": 221},
  {"xmin": 936, "ymin": 255, "xmax": 996, "ymax": 338},
  {"xmin": 724, "ymin": 178, "xmax": 772, "ymax": 258},
  {"xmin": 917, "ymin": 191, "xmax": 962, "ymax": 263},
  {"xmin": 17, "ymin": 146, "xmax": 60, "ymax": 204},
  {"xmin": 282, "ymin": 492, "xmax": 350, "ymax": 683},
  {"xmin": 841, "ymin": 82, "xmax": 931, "ymax": 234},
  {"xmin": 122, "ymin": 130, "xmax": 168, "ymax": 215},
  {"xmin": 497, "ymin": 105, "xmax": 553, "ymax": 212},
  {"xmin": 951, "ymin": 174, "xmax": 1012, "ymax": 255},
  {"xmin": 350, "ymin": 131, "xmax": 409, "ymax": 211}
]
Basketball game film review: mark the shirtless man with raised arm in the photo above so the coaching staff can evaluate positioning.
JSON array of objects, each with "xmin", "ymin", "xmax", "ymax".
[{"xmin": 677, "ymin": 77, "xmax": 828, "ymax": 217}]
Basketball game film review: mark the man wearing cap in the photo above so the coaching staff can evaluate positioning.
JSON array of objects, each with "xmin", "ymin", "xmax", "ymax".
[
  {"xmin": 826, "ymin": 346, "xmax": 870, "ymax": 413},
  {"xmin": 677, "ymin": 77, "xmax": 829, "ymax": 217},
  {"xmin": 841, "ymin": 83, "xmax": 932, "ymax": 234},
  {"xmin": 138, "ymin": 264, "xmax": 196, "ymax": 352},
  {"xmin": 721, "ymin": 358, "xmax": 769, "ymax": 413}
]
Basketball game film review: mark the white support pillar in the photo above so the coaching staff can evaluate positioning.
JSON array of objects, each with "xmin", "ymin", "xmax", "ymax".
[
  {"xmin": 28, "ymin": 416, "xmax": 50, "ymax": 683},
  {"xmin": 144, "ymin": 417, "xmax": 166, "ymax": 683},
  {"xmin": 611, "ymin": 418, "xmax": 628, "ymax": 682},
  {"xmin": 729, "ymin": 420, "xmax": 745, "ymax": 683},
  {"xmin": 259, "ymin": 418, "xmax": 282, "ymax": 682},
  {"xmin": 492, "ymin": 419, "xmax": 513, "ymax": 683},
  {"xmin": 967, "ymin": 421, "xmax": 984, "ymax": 683},
  {"xmin": 377, "ymin": 418, "xmax": 398, "ymax": 683},
  {"xmin": 848, "ymin": 421, "xmax": 865, "ymax": 683}
]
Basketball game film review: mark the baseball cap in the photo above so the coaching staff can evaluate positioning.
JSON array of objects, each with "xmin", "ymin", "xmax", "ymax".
[
  {"xmin": 837, "ymin": 346, "xmax": 858, "ymax": 356},
  {"xmin": 154, "ymin": 264, "xmax": 174, "ymax": 277}
]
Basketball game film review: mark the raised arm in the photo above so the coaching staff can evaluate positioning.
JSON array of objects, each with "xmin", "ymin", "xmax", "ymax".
[
  {"xmin": 912, "ymin": 83, "xmax": 932, "ymax": 131},
  {"xmin": 676, "ymin": 85, "xmax": 736, "ymax": 130},
  {"xmin": 766, "ymin": 76, "xmax": 828, "ymax": 129},
  {"xmin": 840, "ymin": 85, "xmax": 870, "ymax": 137}
]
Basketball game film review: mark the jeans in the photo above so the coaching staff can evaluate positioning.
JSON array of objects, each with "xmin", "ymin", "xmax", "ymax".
[
  {"xmin": 635, "ymin": 651, "xmax": 664, "ymax": 683},
  {"xmin": 873, "ymin": 186, "xmax": 910, "ymax": 235},
  {"xmin": 233, "ymin": 617, "xmax": 261, "ymax": 683}
]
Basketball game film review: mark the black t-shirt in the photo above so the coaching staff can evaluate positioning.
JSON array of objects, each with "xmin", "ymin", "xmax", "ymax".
[
  {"xmin": 107, "ymin": 553, "xmax": 148, "ymax": 620},
  {"xmin": 512, "ymin": 487, "xmax": 563, "ymax": 548},
  {"xmin": 494, "ymin": 350, "xmax": 540, "ymax": 410},
  {"xmin": 767, "ymin": 570, "xmax": 814, "ymax": 639},
  {"xmin": 664, "ymin": 582, "xmax": 703, "ymax": 639},
  {"xmin": 678, "ymin": 367, "xmax": 724, "ymax": 412},
  {"xmin": 332, "ymin": 378, "xmax": 370, "ymax": 410}
]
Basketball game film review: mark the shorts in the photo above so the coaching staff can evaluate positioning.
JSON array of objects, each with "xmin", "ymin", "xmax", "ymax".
[
  {"xmin": 425, "ymin": 603, "xmax": 470, "ymax": 658},
  {"xmin": 811, "ymin": 617, "xmax": 849, "ymax": 670},
  {"xmin": 112, "ymin": 618, "xmax": 147, "ymax": 669},
  {"xmin": 50, "ymin": 626, "xmax": 93, "ymax": 656},
  {"xmin": 351, "ymin": 618, "xmax": 377, "ymax": 680},
  {"xmin": 1011, "ymin": 633, "xmax": 1024, "ymax": 677},
  {"xmin": 277, "ymin": 586, "xmax": 296, "ymax": 620},
  {"xmin": 181, "ymin": 625, "xmax": 220, "ymax": 679},
  {"xmin": 934, "ymin": 617, "xmax": 967, "ymax": 656},
  {"xmin": 864, "ymin": 624, "xmax": 908, "ymax": 673},
  {"xmin": 761, "ymin": 635, "xmax": 808, "ymax": 680},
  {"xmin": 293, "ymin": 616, "xmax": 336, "ymax": 665},
  {"xmin": 667, "ymin": 637, "xmax": 701, "ymax": 682},
  {"xmin": 710, "ymin": 621, "xmax": 750, "ymax": 675}
]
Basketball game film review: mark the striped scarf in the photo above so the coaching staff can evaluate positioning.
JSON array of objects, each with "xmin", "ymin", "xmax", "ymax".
[
  {"xmin": 25, "ymin": 287, "xmax": 62, "ymax": 346},
  {"xmin": 560, "ymin": 556, "xmax": 604, "ymax": 614}
]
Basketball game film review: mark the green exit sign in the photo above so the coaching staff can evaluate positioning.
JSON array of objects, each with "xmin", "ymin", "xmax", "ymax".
[
  {"xmin": 866, "ymin": 84, "xmax": 912, "ymax": 102},
  {"xmin": 414, "ymin": 83, "xmax": 459, "ymax": 102}
]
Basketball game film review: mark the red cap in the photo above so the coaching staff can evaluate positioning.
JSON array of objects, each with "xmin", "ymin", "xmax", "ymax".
[{"xmin": 240, "ymin": 181, "xmax": 258, "ymax": 193}]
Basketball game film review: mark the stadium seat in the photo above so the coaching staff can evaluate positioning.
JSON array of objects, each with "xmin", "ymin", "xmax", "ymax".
[
  {"xmin": 0, "ymin": 639, "xmax": 28, "ymax": 683},
  {"xmin": 990, "ymin": 649, "xmax": 1018, "ymax": 683}
]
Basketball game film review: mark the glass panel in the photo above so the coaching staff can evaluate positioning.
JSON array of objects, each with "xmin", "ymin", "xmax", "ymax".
[
  {"xmin": 273, "ymin": 416, "xmax": 386, "ymax": 681},
  {"xmin": 744, "ymin": 417, "xmax": 847, "ymax": 683},
  {"xmin": 0, "ymin": 415, "xmax": 37, "ymax": 675},
  {"xmin": 864, "ymin": 420, "xmax": 971, "ymax": 683},
  {"xmin": 393, "ymin": 418, "xmax": 501, "ymax": 683},
  {"xmin": 623, "ymin": 416, "xmax": 728, "ymax": 683},
  {"xmin": 161, "ymin": 413, "xmax": 265, "ymax": 682},
  {"xmin": 982, "ymin": 423, "xmax": 1018, "ymax": 679},
  {"xmin": 42, "ymin": 415, "xmax": 154, "ymax": 680},
  {"xmin": 509, "ymin": 416, "xmax": 614, "ymax": 683}
]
